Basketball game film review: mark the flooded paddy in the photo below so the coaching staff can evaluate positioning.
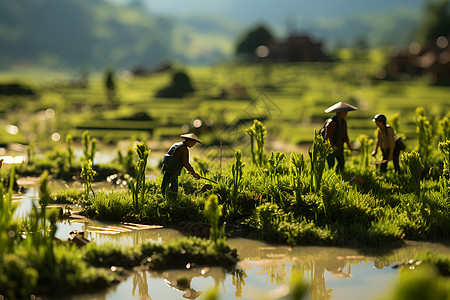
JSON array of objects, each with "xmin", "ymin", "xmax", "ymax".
[
  {"xmin": 61, "ymin": 239, "xmax": 447, "ymax": 300},
  {"xmin": 13, "ymin": 182, "xmax": 450, "ymax": 300}
]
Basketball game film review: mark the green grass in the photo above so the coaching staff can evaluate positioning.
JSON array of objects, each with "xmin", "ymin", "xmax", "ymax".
[
  {"xmin": 49, "ymin": 137, "xmax": 450, "ymax": 248},
  {"xmin": 1, "ymin": 55, "xmax": 449, "ymax": 150}
]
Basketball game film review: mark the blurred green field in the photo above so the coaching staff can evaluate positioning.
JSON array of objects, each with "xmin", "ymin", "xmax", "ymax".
[{"xmin": 0, "ymin": 58, "xmax": 449, "ymax": 153}]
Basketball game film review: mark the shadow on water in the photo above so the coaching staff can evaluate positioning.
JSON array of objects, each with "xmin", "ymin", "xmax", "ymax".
[{"xmin": 13, "ymin": 184, "xmax": 450, "ymax": 300}]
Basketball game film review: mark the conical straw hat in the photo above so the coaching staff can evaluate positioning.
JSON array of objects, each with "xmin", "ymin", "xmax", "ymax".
[
  {"xmin": 324, "ymin": 102, "xmax": 358, "ymax": 113},
  {"xmin": 180, "ymin": 133, "xmax": 202, "ymax": 144}
]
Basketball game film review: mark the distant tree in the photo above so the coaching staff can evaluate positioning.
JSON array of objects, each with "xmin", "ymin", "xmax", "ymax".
[
  {"xmin": 156, "ymin": 71, "xmax": 195, "ymax": 98},
  {"xmin": 417, "ymin": 0, "xmax": 450, "ymax": 45},
  {"xmin": 105, "ymin": 66, "xmax": 115, "ymax": 91},
  {"xmin": 236, "ymin": 25, "xmax": 273, "ymax": 61},
  {"xmin": 104, "ymin": 65, "xmax": 117, "ymax": 104}
]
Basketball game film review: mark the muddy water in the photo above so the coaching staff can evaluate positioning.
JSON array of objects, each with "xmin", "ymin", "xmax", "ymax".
[{"xmin": 14, "ymin": 184, "xmax": 450, "ymax": 300}]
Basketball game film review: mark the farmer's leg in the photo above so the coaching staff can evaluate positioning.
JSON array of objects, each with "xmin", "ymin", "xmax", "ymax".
[
  {"xmin": 327, "ymin": 152, "xmax": 336, "ymax": 169},
  {"xmin": 380, "ymin": 148, "xmax": 389, "ymax": 172},
  {"xmin": 166, "ymin": 174, "xmax": 179, "ymax": 201},
  {"xmin": 336, "ymin": 152, "xmax": 345, "ymax": 172},
  {"xmin": 170, "ymin": 174, "xmax": 178, "ymax": 193},
  {"xmin": 393, "ymin": 147, "xmax": 401, "ymax": 172},
  {"xmin": 161, "ymin": 172, "xmax": 170, "ymax": 195},
  {"xmin": 162, "ymin": 172, "xmax": 177, "ymax": 197}
]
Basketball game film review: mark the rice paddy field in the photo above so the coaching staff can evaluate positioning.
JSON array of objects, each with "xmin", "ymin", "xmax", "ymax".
[
  {"xmin": 1, "ymin": 55, "xmax": 449, "ymax": 152},
  {"xmin": 1, "ymin": 54, "xmax": 450, "ymax": 299}
]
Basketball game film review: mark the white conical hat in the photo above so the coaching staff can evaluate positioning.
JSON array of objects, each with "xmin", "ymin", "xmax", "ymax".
[
  {"xmin": 324, "ymin": 102, "xmax": 358, "ymax": 113},
  {"xmin": 180, "ymin": 133, "xmax": 202, "ymax": 143}
]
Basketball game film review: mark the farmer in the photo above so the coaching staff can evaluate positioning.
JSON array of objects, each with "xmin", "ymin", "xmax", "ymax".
[
  {"xmin": 371, "ymin": 114, "xmax": 401, "ymax": 173},
  {"xmin": 323, "ymin": 102, "xmax": 358, "ymax": 172},
  {"xmin": 161, "ymin": 133, "xmax": 201, "ymax": 199}
]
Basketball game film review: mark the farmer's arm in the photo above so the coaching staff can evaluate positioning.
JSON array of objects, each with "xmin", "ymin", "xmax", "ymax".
[
  {"xmin": 372, "ymin": 130, "xmax": 380, "ymax": 156},
  {"xmin": 372, "ymin": 142, "xmax": 379, "ymax": 156},
  {"xmin": 0, "ymin": 159, "xmax": 3, "ymax": 169},
  {"xmin": 180, "ymin": 147, "xmax": 200, "ymax": 178}
]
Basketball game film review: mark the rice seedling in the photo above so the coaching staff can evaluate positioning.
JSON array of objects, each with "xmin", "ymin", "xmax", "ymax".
[
  {"xmin": 356, "ymin": 134, "xmax": 373, "ymax": 169},
  {"xmin": 438, "ymin": 140, "xmax": 450, "ymax": 198},
  {"xmin": 290, "ymin": 152, "xmax": 307, "ymax": 202},
  {"xmin": 438, "ymin": 114, "xmax": 450, "ymax": 142},
  {"xmin": 308, "ymin": 132, "xmax": 333, "ymax": 192},
  {"xmin": 438, "ymin": 140, "xmax": 450, "ymax": 178},
  {"xmin": 80, "ymin": 160, "xmax": 96, "ymax": 200},
  {"xmin": 204, "ymin": 194, "xmax": 226, "ymax": 247},
  {"xmin": 401, "ymin": 151, "xmax": 424, "ymax": 200},
  {"xmin": 82, "ymin": 130, "xmax": 96, "ymax": 164},
  {"xmin": 0, "ymin": 167, "xmax": 18, "ymax": 255},
  {"xmin": 65, "ymin": 134, "xmax": 74, "ymax": 169},
  {"xmin": 231, "ymin": 149, "xmax": 245, "ymax": 209},
  {"xmin": 415, "ymin": 107, "xmax": 433, "ymax": 165},
  {"xmin": 244, "ymin": 202, "xmax": 287, "ymax": 241},
  {"xmin": 268, "ymin": 151, "xmax": 287, "ymax": 180},
  {"xmin": 128, "ymin": 142, "xmax": 150, "ymax": 210},
  {"xmin": 245, "ymin": 119, "xmax": 266, "ymax": 167}
]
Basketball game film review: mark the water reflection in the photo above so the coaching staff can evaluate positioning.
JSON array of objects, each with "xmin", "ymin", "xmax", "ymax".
[
  {"xmin": 12, "ymin": 186, "xmax": 450, "ymax": 300},
  {"xmin": 28, "ymin": 232, "xmax": 450, "ymax": 300},
  {"xmin": 161, "ymin": 267, "xmax": 225, "ymax": 299},
  {"xmin": 107, "ymin": 266, "xmax": 229, "ymax": 300},
  {"xmin": 228, "ymin": 239, "xmax": 449, "ymax": 300},
  {"xmin": 231, "ymin": 268, "xmax": 248, "ymax": 299},
  {"xmin": 132, "ymin": 271, "xmax": 151, "ymax": 299},
  {"xmin": 56, "ymin": 218, "xmax": 182, "ymax": 246}
]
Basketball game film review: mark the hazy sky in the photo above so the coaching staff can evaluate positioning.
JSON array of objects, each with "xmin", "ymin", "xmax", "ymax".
[{"xmin": 108, "ymin": 0, "xmax": 425, "ymax": 25}]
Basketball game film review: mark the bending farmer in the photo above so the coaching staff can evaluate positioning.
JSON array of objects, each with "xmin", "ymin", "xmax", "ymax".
[
  {"xmin": 372, "ymin": 114, "xmax": 401, "ymax": 173},
  {"xmin": 323, "ymin": 102, "xmax": 358, "ymax": 172},
  {"xmin": 161, "ymin": 133, "xmax": 201, "ymax": 199}
]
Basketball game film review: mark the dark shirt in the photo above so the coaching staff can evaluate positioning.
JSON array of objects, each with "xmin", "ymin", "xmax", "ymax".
[
  {"xmin": 325, "ymin": 117, "xmax": 349, "ymax": 153},
  {"xmin": 172, "ymin": 142, "xmax": 195, "ymax": 174}
]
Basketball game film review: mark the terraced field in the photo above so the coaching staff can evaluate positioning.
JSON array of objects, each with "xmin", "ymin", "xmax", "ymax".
[{"xmin": 1, "ymin": 60, "xmax": 449, "ymax": 152}]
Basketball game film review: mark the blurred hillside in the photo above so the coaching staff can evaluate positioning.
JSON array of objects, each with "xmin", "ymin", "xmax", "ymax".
[
  {"xmin": 0, "ymin": 0, "xmax": 427, "ymax": 69},
  {"xmin": 0, "ymin": 0, "xmax": 173, "ymax": 68}
]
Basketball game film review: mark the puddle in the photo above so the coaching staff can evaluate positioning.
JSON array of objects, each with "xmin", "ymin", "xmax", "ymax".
[{"xmin": 11, "ymin": 185, "xmax": 450, "ymax": 300}]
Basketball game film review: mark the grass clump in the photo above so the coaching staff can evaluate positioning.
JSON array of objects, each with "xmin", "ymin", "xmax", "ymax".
[
  {"xmin": 143, "ymin": 236, "xmax": 237, "ymax": 270},
  {"xmin": 90, "ymin": 191, "xmax": 133, "ymax": 221},
  {"xmin": 82, "ymin": 235, "xmax": 238, "ymax": 271},
  {"xmin": 0, "ymin": 171, "xmax": 115, "ymax": 300}
]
